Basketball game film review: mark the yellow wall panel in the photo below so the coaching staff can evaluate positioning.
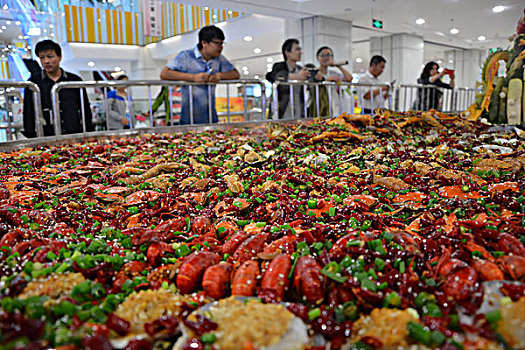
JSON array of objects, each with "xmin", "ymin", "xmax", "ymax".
[
  {"xmin": 106, "ymin": 9, "xmax": 113, "ymax": 44},
  {"xmin": 86, "ymin": 7, "xmax": 95, "ymax": 43},
  {"xmin": 64, "ymin": 5, "xmax": 73, "ymax": 42},
  {"xmin": 125, "ymin": 12, "xmax": 133, "ymax": 45},
  {"xmin": 113, "ymin": 11, "xmax": 119, "ymax": 44},
  {"xmin": 71, "ymin": 6, "xmax": 79, "ymax": 41}
]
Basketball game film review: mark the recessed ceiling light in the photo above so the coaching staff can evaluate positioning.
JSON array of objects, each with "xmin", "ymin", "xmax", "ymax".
[
  {"xmin": 114, "ymin": 66, "xmax": 122, "ymax": 71},
  {"xmin": 267, "ymin": 63, "xmax": 273, "ymax": 68},
  {"xmin": 88, "ymin": 61, "xmax": 95, "ymax": 67},
  {"xmin": 50, "ymin": 33, "xmax": 55, "ymax": 37},
  {"xmin": 228, "ymin": 10, "xmax": 232, "ymax": 14},
  {"xmin": 437, "ymin": 59, "xmax": 442, "ymax": 64},
  {"xmin": 477, "ymin": 35, "xmax": 486, "ymax": 41},
  {"xmin": 355, "ymin": 57, "xmax": 362, "ymax": 63},
  {"xmin": 416, "ymin": 18, "xmax": 426, "ymax": 25},
  {"xmin": 492, "ymin": 5, "xmax": 504, "ymax": 13},
  {"xmin": 212, "ymin": 15, "xmax": 217, "ymax": 19},
  {"xmin": 49, "ymin": 24, "xmax": 54, "ymax": 29},
  {"xmin": 450, "ymin": 28, "xmax": 459, "ymax": 35},
  {"xmin": 204, "ymin": 7, "xmax": 209, "ymax": 10},
  {"xmin": 1, "ymin": 26, "xmax": 6, "ymax": 30},
  {"xmin": 266, "ymin": 57, "xmax": 273, "ymax": 63},
  {"xmin": 254, "ymin": 75, "xmax": 260, "ymax": 79},
  {"xmin": 15, "ymin": 21, "xmax": 21, "ymax": 25},
  {"xmin": 253, "ymin": 48, "xmax": 262, "ymax": 54},
  {"xmin": 5, "ymin": 21, "xmax": 11, "ymax": 25},
  {"xmin": 243, "ymin": 71, "xmax": 249, "ymax": 75},
  {"xmin": 2, "ymin": 4, "xmax": 8, "ymax": 10},
  {"xmin": 448, "ymin": 60, "xmax": 453, "ymax": 63},
  {"xmin": 267, "ymin": 67, "xmax": 272, "ymax": 72},
  {"xmin": 243, "ymin": 36, "xmax": 253, "ymax": 42},
  {"xmin": 242, "ymin": 66, "xmax": 248, "ymax": 71}
]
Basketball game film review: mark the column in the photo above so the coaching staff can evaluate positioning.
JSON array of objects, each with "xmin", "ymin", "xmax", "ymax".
[
  {"xmin": 370, "ymin": 33, "xmax": 424, "ymax": 84},
  {"xmin": 444, "ymin": 49, "xmax": 484, "ymax": 88},
  {"xmin": 285, "ymin": 16, "xmax": 352, "ymax": 68}
]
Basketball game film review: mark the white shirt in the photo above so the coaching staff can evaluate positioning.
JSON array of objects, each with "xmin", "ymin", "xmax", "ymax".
[{"xmin": 358, "ymin": 70, "xmax": 386, "ymax": 110}]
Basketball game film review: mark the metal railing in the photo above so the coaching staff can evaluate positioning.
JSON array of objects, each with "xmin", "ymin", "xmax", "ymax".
[
  {"xmin": 0, "ymin": 78, "xmax": 478, "ymax": 142},
  {"xmin": 0, "ymin": 81, "xmax": 43, "ymax": 139},
  {"xmin": 394, "ymin": 83, "xmax": 476, "ymax": 113},
  {"xmin": 51, "ymin": 79, "xmax": 266, "ymax": 136},
  {"xmin": 271, "ymin": 81, "xmax": 392, "ymax": 119},
  {"xmin": 272, "ymin": 81, "xmax": 475, "ymax": 118}
]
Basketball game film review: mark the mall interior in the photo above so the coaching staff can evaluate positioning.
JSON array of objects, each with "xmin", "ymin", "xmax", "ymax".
[{"xmin": 0, "ymin": 0, "xmax": 523, "ymax": 138}]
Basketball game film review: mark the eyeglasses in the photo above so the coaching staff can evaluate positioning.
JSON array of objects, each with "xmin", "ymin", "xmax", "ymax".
[
  {"xmin": 210, "ymin": 40, "xmax": 226, "ymax": 46},
  {"xmin": 318, "ymin": 54, "xmax": 333, "ymax": 58}
]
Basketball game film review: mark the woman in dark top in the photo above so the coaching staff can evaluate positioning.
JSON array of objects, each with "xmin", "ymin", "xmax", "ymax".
[{"xmin": 414, "ymin": 61, "xmax": 455, "ymax": 111}]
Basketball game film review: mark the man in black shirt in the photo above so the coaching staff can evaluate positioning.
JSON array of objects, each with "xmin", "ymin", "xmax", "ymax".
[{"xmin": 23, "ymin": 40, "xmax": 93, "ymax": 138}]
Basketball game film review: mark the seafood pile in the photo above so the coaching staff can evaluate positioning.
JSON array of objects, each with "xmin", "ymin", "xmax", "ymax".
[{"xmin": 0, "ymin": 110, "xmax": 525, "ymax": 350}]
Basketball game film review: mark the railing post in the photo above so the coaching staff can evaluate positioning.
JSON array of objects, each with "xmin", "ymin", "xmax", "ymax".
[
  {"xmin": 226, "ymin": 82, "xmax": 230, "ymax": 123},
  {"xmin": 148, "ymin": 86, "xmax": 153, "ymax": 127},
  {"xmin": 51, "ymin": 85, "xmax": 61, "ymax": 136},
  {"xmin": 243, "ymin": 83, "xmax": 247, "ymax": 122},
  {"xmin": 289, "ymin": 84, "xmax": 294, "ymax": 119}
]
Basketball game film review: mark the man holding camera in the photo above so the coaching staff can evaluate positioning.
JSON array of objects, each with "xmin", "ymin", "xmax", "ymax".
[{"xmin": 266, "ymin": 38, "xmax": 311, "ymax": 119}]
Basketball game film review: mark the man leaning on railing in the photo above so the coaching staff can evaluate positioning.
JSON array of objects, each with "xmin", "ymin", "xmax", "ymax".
[
  {"xmin": 23, "ymin": 40, "xmax": 93, "ymax": 138},
  {"xmin": 160, "ymin": 25, "xmax": 240, "ymax": 125}
]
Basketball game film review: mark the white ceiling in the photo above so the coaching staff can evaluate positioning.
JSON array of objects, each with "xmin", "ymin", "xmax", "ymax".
[
  {"xmin": 172, "ymin": 0, "xmax": 523, "ymax": 76},
  {"xmin": 1, "ymin": 0, "xmax": 523, "ymax": 79}
]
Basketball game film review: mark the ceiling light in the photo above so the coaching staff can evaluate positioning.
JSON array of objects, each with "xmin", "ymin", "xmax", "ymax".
[
  {"xmin": 254, "ymin": 75, "xmax": 260, "ymax": 79},
  {"xmin": 415, "ymin": 18, "xmax": 425, "ymax": 25},
  {"xmin": 267, "ymin": 67, "xmax": 272, "ymax": 72},
  {"xmin": 266, "ymin": 57, "xmax": 274, "ymax": 63},
  {"xmin": 18, "ymin": 35, "xmax": 23, "ymax": 39},
  {"xmin": 243, "ymin": 71, "xmax": 249, "ymax": 75},
  {"xmin": 50, "ymin": 33, "xmax": 55, "ymax": 37},
  {"xmin": 5, "ymin": 21, "xmax": 11, "ymax": 25},
  {"xmin": 28, "ymin": 27, "xmax": 41, "ymax": 36},
  {"xmin": 228, "ymin": 10, "xmax": 233, "ymax": 14},
  {"xmin": 477, "ymin": 35, "xmax": 486, "ymax": 41},
  {"xmin": 267, "ymin": 63, "xmax": 273, "ymax": 68},
  {"xmin": 450, "ymin": 28, "xmax": 459, "ymax": 35},
  {"xmin": 88, "ymin": 61, "xmax": 95, "ymax": 67},
  {"xmin": 15, "ymin": 21, "xmax": 21, "ymax": 26},
  {"xmin": 355, "ymin": 57, "xmax": 362, "ymax": 63},
  {"xmin": 448, "ymin": 60, "xmax": 453, "ymax": 63},
  {"xmin": 253, "ymin": 48, "xmax": 262, "ymax": 54},
  {"xmin": 114, "ymin": 66, "xmax": 121, "ymax": 71},
  {"xmin": 492, "ymin": 5, "xmax": 504, "ymax": 13},
  {"xmin": 212, "ymin": 15, "xmax": 217, "ymax": 19},
  {"xmin": 204, "ymin": 7, "xmax": 209, "ymax": 10},
  {"xmin": 243, "ymin": 36, "xmax": 253, "ymax": 42},
  {"xmin": 437, "ymin": 59, "xmax": 442, "ymax": 64},
  {"xmin": 49, "ymin": 24, "xmax": 54, "ymax": 28},
  {"xmin": 1, "ymin": 26, "xmax": 6, "ymax": 30},
  {"xmin": 242, "ymin": 66, "xmax": 248, "ymax": 71},
  {"xmin": 2, "ymin": 4, "xmax": 8, "ymax": 10}
]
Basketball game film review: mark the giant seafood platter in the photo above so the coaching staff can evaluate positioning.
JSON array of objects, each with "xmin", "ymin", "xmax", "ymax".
[{"xmin": 1, "ymin": 109, "xmax": 525, "ymax": 350}]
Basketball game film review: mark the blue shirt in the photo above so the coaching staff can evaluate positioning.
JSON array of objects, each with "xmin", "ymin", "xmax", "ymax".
[{"xmin": 166, "ymin": 45, "xmax": 235, "ymax": 124}]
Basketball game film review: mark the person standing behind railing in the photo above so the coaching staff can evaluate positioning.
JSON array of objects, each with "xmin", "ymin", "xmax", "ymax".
[
  {"xmin": 22, "ymin": 40, "xmax": 93, "ymax": 138},
  {"xmin": 266, "ymin": 38, "xmax": 310, "ymax": 119},
  {"xmin": 106, "ymin": 74, "xmax": 131, "ymax": 129},
  {"xmin": 316, "ymin": 46, "xmax": 353, "ymax": 116},
  {"xmin": 160, "ymin": 25, "xmax": 240, "ymax": 125},
  {"xmin": 358, "ymin": 55, "xmax": 389, "ymax": 114},
  {"xmin": 413, "ymin": 61, "xmax": 455, "ymax": 111}
]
